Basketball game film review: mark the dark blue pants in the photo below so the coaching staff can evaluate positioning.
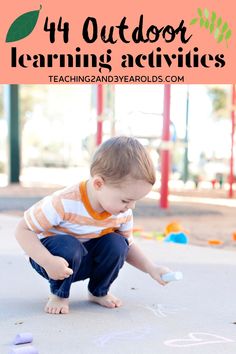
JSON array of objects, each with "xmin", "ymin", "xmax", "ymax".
[{"xmin": 29, "ymin": 233, "xmax": 129, "ymax": 298}]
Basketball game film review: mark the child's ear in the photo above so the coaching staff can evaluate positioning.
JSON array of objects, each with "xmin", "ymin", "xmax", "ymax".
[{"xmin": 93, "ymin": 176, "xmax": 104, "ymax": 190}]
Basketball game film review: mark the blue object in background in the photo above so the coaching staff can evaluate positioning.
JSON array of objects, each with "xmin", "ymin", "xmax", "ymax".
[{"xmin": 164, "ymin": 232, "xmax": 189, "ymax": 244}]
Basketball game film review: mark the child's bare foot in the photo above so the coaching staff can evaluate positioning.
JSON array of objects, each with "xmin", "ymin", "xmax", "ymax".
[
  {"xmin": 88, "ymin": 292, "xmax": 122, "ymax": 308},
  {"xmin": 44, "ymin": 294, "xmax": 69, "ymax": 314}
]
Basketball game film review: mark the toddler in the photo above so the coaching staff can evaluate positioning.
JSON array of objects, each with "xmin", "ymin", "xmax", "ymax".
[{"xmin": 15, "ymin": 136, "xmax": 170, "ymax": 314}]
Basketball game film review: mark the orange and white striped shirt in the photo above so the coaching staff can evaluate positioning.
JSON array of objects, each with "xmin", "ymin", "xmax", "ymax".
[{"xmin": 24, "ymin": 181, "xmax": 134, "ymax": 245}]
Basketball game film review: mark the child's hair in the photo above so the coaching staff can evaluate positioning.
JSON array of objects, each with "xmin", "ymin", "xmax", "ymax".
[{"xmin": 90, "ymin": 136, "xmax": 156, "ymax": 185}]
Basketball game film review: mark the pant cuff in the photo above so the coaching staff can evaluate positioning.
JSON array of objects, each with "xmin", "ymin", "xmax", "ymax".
[
  {"xmin": 50, "ymin": 287, "xmax": 70, "ymax": 298},
  {"xmin": 88, "ymin": 288, "xmax": 108, "ymax": 297}
]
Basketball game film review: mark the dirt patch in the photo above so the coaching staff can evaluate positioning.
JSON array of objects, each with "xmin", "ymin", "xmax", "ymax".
[{"xmin": 134, "ymin": 199, "xmax": 236, "ymax": 252}]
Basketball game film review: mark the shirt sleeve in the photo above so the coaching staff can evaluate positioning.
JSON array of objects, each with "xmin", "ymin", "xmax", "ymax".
[
  {"xmin": 117, "ymin": 209, "xmax": 134, "ymax": 245},
  {"xmin": 24, "ymin": 194, "xmax": 64, "ymax": 233}
]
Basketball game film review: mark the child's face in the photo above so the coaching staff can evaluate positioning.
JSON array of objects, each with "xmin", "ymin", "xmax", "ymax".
[{"xmin": 96, "ymin": 178, "xmax": 152, "ymax": 215}]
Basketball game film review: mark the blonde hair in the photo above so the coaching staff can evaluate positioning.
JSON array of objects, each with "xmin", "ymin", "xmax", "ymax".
[{"xmin": 90, "ymin": 136, "xmax": 156, "ymax": 185}]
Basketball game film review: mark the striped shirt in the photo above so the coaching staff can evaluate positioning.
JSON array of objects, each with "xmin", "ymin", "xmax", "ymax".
[{"xmin": 24, "ymin": 181, "xmax": 134, "ymax": 245}]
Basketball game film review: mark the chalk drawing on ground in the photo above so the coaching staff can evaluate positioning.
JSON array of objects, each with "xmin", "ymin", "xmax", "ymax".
[
  {"xmin": 94, "ymin": 326, "xmax": 152, "ymax": 347},
  {"xmin": 164, "ymin": 332, "xmax": 235, "ymax": 348}
]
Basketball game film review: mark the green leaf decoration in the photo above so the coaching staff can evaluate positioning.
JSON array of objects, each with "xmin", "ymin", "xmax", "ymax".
[
  {"xmin": 211, "ymin": 11, "xmax": 216, "ymax": 21},
  {"xmin": 190, "ymin": 18, "xmax": 198, "ymax": 25},
  {"xmin": 225, "ymin": 29, "xmax": 232, "ymax": 40},
  {"xmin": 192, "ymin": 8, "xmax": 232, "ymax": 46},
  {"xmin": 221, "ymin": 22, "xmax": 228, "ymax": 33},
  {"xmin": 225, "ymin": 29, "xmax": 232, "ymax": 47},
  {"xmin": 200, "ymin": 18, "xmax": 205, "ymax": 27},
  {"xmin": 197, "ymin": 8, "xmax": 203, "ymax": 17},
  {"xmin": 217, "ymin": 34, "xmax": 224, "ymax": 43},
  {"xmin": 214, "ymin": 28, "xmax": 220, "ymax": 39},
  {"xmin": 209, "ymin": 22, "xmax": 214, "ymax": 33},
  {"xmin": 217, "ymin": 17, "xmax": 222, "ymax": 27},
  {"xmin": 6, "ymin": 5, "xmax": 42, "ymax": 42},
  {"xmin": 204, "ymin": 8, "xmax": 209, "ymax": 18},
  {"xmin": 205, "ymin": 19, "xmax": 209, "ymax": 28}
]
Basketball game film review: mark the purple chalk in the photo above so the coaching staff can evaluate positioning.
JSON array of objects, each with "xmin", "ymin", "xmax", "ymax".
[
  {"xmin": 8, "ymin": 346, "xmax": 39, "ymax": 354},
  {"xmin": 13, "ymin": 333, "xmax": 33, "ymax": 345}
]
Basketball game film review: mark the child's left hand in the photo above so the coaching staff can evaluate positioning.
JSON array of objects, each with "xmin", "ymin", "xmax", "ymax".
[{"xmin": 148, "ymin": 264, "xmax": 172, "ymax": 286}]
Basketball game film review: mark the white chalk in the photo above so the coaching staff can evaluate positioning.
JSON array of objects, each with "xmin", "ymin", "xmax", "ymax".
[{"xmin": 161, "ymin": 271, "xmax": 183, "ymax": 282}]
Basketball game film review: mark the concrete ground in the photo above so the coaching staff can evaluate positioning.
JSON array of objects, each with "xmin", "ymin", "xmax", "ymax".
[{"xmin": 1, "ymin": 212, "xmax": 236, "ymax": 354}]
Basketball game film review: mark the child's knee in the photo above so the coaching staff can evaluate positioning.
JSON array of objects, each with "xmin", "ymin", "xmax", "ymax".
[
  {"xmin": 103, "ymin": 233, "xmax": 129, "ymax": 258},
  {"xmin": 50, "ymin": 235, "xmax": 87, "ymax": 263},
  {"xmin": 66, "ymin": 238, "xmax": 87, "ymax": 263}
]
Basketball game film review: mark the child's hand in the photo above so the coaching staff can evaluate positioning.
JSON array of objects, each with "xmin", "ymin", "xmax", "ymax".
[
  {"xmin": 148, "ymin": 265, "xmax": 172, "ymax": 286},
  {"xmin": 44, "ymin": 256, "xmax": 73, "ymax": 280}
]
